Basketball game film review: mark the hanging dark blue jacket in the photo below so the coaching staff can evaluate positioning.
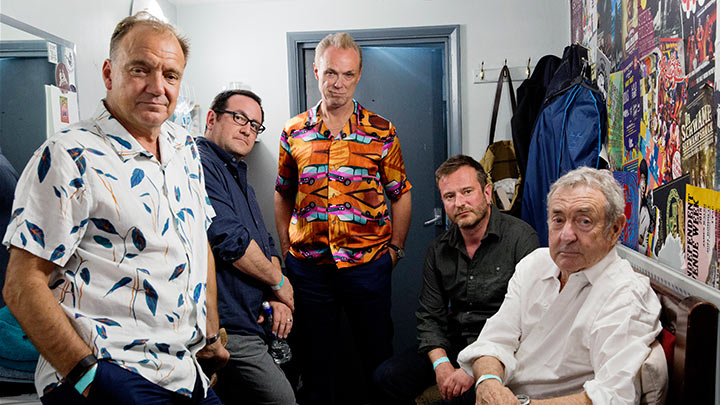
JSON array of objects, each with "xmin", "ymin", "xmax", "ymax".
[{"xmin": 521, "ymin": 78, "xmax": 607, "ymax": 246}]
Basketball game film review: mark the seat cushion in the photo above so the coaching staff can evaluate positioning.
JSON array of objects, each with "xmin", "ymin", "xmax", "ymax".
[{"xmin": 640, "ymin": 340, "xmax": 668, "ymax": 405}]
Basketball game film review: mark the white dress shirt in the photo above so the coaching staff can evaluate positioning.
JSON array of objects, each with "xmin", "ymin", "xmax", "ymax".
[
  {"xmin": 3, "ymin": 102, "xmax": 215, "ymax": 397},
  {"xmin": 458, "ymin": 247, "xmax": 661, "ymax": 404}
]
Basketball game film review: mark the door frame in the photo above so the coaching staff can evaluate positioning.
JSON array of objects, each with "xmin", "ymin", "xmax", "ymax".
[{"xmin": 286, "ymin": 25, "xmax": 462, "ymax": 156}]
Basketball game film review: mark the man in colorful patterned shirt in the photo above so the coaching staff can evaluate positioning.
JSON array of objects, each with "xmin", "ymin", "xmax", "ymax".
[
  {"xmin": 274, "ymin": 32, "xmax": 412, "ymax": 404},
  {"xmin": 198, "ymin": 89, "xmax": 295, "ymax": 404},
  {"xmin": 2, "ymin": 13, "xmax": 227, "ymax": 404}
]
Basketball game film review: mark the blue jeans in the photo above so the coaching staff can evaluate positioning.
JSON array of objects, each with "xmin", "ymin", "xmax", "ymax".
[
  {"xmin": 285, "ymin": 253, "xmax": 394, "ymax": 405},
  {"xmin": 40, "ymin": 360, "xmax": 222, "ymax": 405}
]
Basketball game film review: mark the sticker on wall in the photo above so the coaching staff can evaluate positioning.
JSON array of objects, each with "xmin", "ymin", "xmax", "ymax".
[
  {"xmin": 46, "ymin": 41, "xmax": 58, "ymax": 64},
  {"xmin": 63, "ymin": 47, "xmax": 75, "ymax": 73},
  {"xmin": 55, "ymin": 63, "xmax": 70, "ymax": 91},
  {"xmin": 59, "ymin": 96, "xmax": 69, "ymax": 124}
]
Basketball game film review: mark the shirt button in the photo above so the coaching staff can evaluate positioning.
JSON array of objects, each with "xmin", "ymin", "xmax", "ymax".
[
  {"xmin": 496, "ymin": 266, "xmax": 500, "ymax": 271},
  {"xmin": 469, "ymin": 275, "xmax": 474, "ymax": 280}
]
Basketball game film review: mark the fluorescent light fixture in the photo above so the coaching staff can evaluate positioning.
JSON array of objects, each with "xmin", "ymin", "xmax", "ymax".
[{"xmin": 131, "ymin": 0, "xmax": 168, "ymax": 22}]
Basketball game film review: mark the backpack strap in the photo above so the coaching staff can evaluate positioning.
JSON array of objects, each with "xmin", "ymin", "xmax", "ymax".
[{"xmin": 489, "ymin": 65, "xmax": 517, "ymax": 145}]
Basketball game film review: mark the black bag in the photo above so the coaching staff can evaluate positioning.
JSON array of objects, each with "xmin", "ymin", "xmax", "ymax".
[
  {"xmin": 510, "ymin": 54, "xmax": 561, "ymax": 179},
  {"xmin": 480, "ymin": 65, "xmax": 522, "ymax": 217}
]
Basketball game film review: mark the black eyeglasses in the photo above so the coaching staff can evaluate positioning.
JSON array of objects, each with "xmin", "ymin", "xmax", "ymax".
[{"xmin": 214, "ymin": 109, "xmax": 266, "ymax": 134}]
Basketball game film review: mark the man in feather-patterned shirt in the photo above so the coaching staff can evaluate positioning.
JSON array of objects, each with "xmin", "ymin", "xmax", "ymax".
[{"xmin": 2, "ymin": 13, "xmax": 227, "ymax": 404}]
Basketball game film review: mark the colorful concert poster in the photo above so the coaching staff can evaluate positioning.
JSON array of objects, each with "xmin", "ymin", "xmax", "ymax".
[
  {"xmin": 716, "ymin": 90, "xmax": 720, "ymax": 190},
  {"xmin": 596, "ymin": 49, "xmax": 612, "ymax": 99},
  {"xmin": 572, "ymin": 0, "xmax": 584, "ymax": 44},
  {"xmin": 657, "ymin": 37, "xmax": 687, "ymax": 185},
  {"xmin": 682, "ymin": 0, "xmax": 716, "ymax": 77},
  {"xmin": 583, "ymin": 0, "xmax": 599, "ymax": 62},
  {"xmin": 681, "ymin": 84, "xmax": 716, "ymax": 189},
  {"xmin": 597, "ymin": 0, "xmax": 625, "ymax": 68},
  {"xmin": 639, "ymin": 51, "xmax": 660, "ymax": 191},
  {"xmin": 648, "ymin": 0, "xmax": 683, "ymax": 39},
  {"xmin": 652, "ymin": 174, "xmax": 690, "ymax": 270},
  {"xmin": 573, "ymin": 0, "xmax": 599, "ymax": 62},
  {"xmin": 622, "ymin": 51, "xmax": 642, "ymax": 168},
  {"xmin": 623, "ymin": 0, "xmax": 639, "ymax": 55},
  {"xmin": 614, "ymin": 170, "xmax": 640, "ymax": 250},
  {"xmin": 638, "ymin": 157, "xmax": 655, "ymax": 257},
  {"xmin": 684, "ymin": 185, "xmax": 720, "ymax": 289},
  {"xmin": 636, "ymin": 2, "xmax": 657, "ymax": 57},
  {"xmin": 608, "ymin": 71, "xmax": 625, "ymax": 170}
]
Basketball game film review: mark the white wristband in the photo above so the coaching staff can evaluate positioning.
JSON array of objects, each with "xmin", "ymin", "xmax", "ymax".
[{"xmin": 475, "ymin": 374, "xmax": 503, "ymax": 388}]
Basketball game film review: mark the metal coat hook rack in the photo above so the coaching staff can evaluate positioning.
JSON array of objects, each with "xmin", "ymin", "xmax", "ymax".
[{"xmin": 474, "ymin": 58, "xmax": 535, "ymax": 84}]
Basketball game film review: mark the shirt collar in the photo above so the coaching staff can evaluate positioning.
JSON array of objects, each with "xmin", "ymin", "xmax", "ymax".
[
  {"xmin": 446, "ymin": 205, "xmax": 502, "ymax": 251},
  {"xmin": 307, "ymin": 99, "xmax": 361, "ymax": 127},
  {"xmin": 92, "ymin": 100, "xmax": 184, "ymax": 165},
  {"xmin": 196, "ymin": 136, "xmax": 245, "ymax": 168},
  {"xmin": 540, "ymin": 245, "xmax": 620, "ymax": 284},
  {"xmin": 580, "ymin": 246, "xmax": 620, "ymax": 285}
]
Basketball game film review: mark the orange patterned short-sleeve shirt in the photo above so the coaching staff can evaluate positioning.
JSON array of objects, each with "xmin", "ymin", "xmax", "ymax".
[{"xmin": 275, "ymin": 100, "xmax": 411, "ymax": 268}]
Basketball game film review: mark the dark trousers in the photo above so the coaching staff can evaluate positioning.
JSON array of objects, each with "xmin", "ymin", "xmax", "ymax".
[
  {"xmin": 285, "ymin": 253, "xmax": 394, "ymax": 405},
  {"xmin": 372, "ymin": 346, "xmax": 475, "ymax": 405},
  {"xmin": 40, "ymin": 360, "xmax": 222, "ymax": 405}
]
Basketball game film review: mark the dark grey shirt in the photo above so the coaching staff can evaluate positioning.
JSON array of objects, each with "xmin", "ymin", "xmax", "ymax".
[{"xmin": 416, "ymin": 205, "xmax": 539, "ymax": 354}]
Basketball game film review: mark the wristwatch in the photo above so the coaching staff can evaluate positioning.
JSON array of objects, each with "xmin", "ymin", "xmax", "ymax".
[
  {"xmin": 387, "ymin": 243, "xmax": 405, "ymax": 259},
  {"xmin": 516, "ymin": 394, "xmax": 531, "ymax": 405}
]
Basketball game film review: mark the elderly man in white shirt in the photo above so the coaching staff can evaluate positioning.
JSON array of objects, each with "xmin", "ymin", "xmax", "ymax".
[{"xmin": 458, "ymin": 167, "xmax": 661, "ymax": 405}]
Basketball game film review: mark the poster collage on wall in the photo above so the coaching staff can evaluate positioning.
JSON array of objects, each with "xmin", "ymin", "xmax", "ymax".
[{"xmin": 571, "ymin": 0, "xmax": 720, "ymax": 288}]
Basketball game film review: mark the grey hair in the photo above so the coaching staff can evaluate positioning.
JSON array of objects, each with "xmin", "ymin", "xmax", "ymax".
[
  {"xmin": 547, "ymin": 166, "xmax": 625, "ymax": 234},
  {"xmin": 314, "ymin": 33, "xmax": 362, "ymax": 69}
]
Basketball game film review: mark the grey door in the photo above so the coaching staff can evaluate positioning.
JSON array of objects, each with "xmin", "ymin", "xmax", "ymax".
[
  {"xmin": 0, "ymin": 42, "xmax": 54, "ymax": 174},
  {"xmin": 303, "ymin": 44, "xmax": 448, "ymax": 351}
]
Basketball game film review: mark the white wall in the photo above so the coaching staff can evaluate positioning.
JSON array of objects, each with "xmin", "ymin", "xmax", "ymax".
[
  {"xmin": 177, "ymin": 0, "xmax": 570, "ymax": 241},
  {"xmin": 2, "ymin": 0, "xmax": 132, "ymax": 118},
  {"xmin": 1, "ymin": 0, "xmax": 570, "ymax": 240},
  {"xmin": 1, "ymin": 0, "xmax": 178, "ymax": 119}
]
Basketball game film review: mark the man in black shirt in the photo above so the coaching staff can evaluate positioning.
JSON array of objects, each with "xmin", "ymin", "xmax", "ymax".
[
  {"xmin": 372, "ymin": 155, "xmax": 538, "ymax": 404},
  {"xmin": 197, "ymin": 89, "xmax": 295, "ymax": 404}
]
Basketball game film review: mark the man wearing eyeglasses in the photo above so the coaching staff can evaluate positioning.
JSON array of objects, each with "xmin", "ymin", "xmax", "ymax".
[
  {"xmin": 275, "ymin": 32, "xmax": 412, "ymax": 404},
  {"xmin": 196, "ymin": 89, "xmax": 296, "ymax": 405}
]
